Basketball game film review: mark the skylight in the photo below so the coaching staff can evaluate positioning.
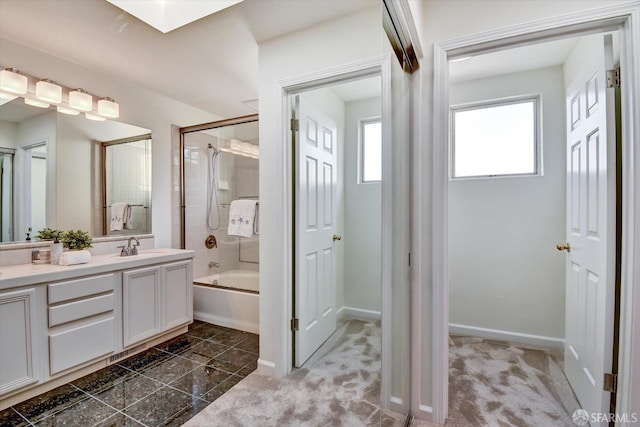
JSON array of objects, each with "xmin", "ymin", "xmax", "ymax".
[{"xmin": 106, "ymin": 0, "xmax": 245, "ymax": 33}]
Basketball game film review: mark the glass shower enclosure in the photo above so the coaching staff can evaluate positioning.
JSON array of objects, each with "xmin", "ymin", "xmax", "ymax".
[{"xmin": 181, "ymin": 115, "xmax": 259, "ymax": 294}]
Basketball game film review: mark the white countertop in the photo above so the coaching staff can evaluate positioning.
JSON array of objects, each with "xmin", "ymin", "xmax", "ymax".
[{"xmin": 0, "ymin": 248, "xmax": 194, "ymax": 290}]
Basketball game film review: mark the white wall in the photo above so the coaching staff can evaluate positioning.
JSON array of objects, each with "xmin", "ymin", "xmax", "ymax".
[
  {"xmin": 258, "ymin": 6, "xmax": 384, "ymax": 376},
  {"xmin": 0, "ymin": 121, "xmax": 18, "ymax": 149},
  {"xmin": 448, "ymin": 66, "xmax": 566, "ymax": 340},
  {"xmin": 413, "ymin": 0, "xmax": 634, "ymax": 418},
  {"xmin": 0, "ymin": 38, "xmax": 220, "ymax": 247},
  {"xmin": 344, "ymin": 97, "xmax": 382, "ymax": 315}
]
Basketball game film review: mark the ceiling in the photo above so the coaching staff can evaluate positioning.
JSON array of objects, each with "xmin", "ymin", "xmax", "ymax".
[
  {"xmin": 0, "ymin": 0, "xmax": 377, "ymax": 119},
  {"xmin": 0, "ymin": 1, "xmax": 600, "ymax": 120},
  {"xmin": 449, "ymin": 37, "xmax": 581, "ymax": 83}
]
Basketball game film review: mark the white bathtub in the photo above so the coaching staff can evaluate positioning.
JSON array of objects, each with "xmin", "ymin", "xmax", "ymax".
[
  {"xmin": 193, "ymin": 269, "xmax": 259, "ymax": 334},
  {"xmin": 194, "ymin": 269, "xmax": 259, "ymax": 293}
]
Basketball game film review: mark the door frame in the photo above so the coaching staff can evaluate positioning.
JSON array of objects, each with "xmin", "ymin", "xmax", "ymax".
[
  {"xmin": 276, "ymin": 55, "xmax": 395, "ymax": 408},
  {"xmin": 430, "ymin": 3, "xmax": 640, "ymax": 424}
]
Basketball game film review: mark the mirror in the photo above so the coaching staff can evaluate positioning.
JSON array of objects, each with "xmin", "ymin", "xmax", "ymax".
[
  {"xmin": 0, "ymin": 150, "xmax": 14, "ymax": 241},
  {"xmin": 0, "ymin": 97, "xmax": 151, "ymax": 243},
  {"xmin": 101, "ymin": 135, "xmax": 152, "ymax": 236}
]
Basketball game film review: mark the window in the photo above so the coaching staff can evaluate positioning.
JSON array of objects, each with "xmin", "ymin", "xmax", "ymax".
[
  {"xmin": 451, "ymin": 97, "xmax": 539, "ymax": 178},
  {"xmin": 360, "ymin": 119, "xmax": 381, "ymax": 182}
]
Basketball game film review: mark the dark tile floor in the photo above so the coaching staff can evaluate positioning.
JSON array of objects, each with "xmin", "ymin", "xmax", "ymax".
[{"xmin": 1, "ymin": 321, "xmax": 259, "ymax": 427}]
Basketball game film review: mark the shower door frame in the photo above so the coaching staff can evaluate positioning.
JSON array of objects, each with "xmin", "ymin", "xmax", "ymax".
[{"xmin": 178, "ymin": 114, "xmax": 259, "ymax": 250}]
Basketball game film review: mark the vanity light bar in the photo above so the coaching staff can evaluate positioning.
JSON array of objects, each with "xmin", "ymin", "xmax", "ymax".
[{"xmin": 0, "ymin": 66, "xmax": 120, "ymax": 120}]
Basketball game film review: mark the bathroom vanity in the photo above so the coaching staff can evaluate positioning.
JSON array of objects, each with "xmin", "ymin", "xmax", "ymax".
[{"xmin": 0, "ymin": 248, "xmax": 194, "ymax": 410}]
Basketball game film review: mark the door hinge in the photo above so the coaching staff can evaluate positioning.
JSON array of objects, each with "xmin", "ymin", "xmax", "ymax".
[
  {"xmin": 606, "ymin": 68, "xmax": 620, "ymax": 88},
  {"xmin": 604, "ymin": 373, "xmax": 617, "ymax": 393},
  {"xmin": 291, "ymin": 118, "xmax": 299, "ymax": 131},
  {"xmin": 290, "ymin": 318, "xmax": 299, "ymax": 331}
]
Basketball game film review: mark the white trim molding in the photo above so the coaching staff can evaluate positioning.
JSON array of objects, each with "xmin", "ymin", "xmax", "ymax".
[
  {"xmin": 449, "ymin": 323, "xmax": 565, "ymax": 350},
  {"xmin": 273, "ymin": 55, "xmax": 396, "ymax": 408},
  {"xmin": 431, "ymin": 3, "xmax": 640, "ymax": 425},
  {"xmin": 257, "ymin": 359, "xmax": 276, "ymax": 376},
  {"xmin": 337, "ymin": 306, "xmax": 382, "ymax": 321}
]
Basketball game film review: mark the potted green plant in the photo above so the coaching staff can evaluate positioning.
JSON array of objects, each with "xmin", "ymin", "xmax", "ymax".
[
  {"xmin": 35, "ymin": 227, "xmax": 64, "ymax": 241},
  {"xmin": 61, "ymin": 229, "xmax": 93, "ymax": 251}
]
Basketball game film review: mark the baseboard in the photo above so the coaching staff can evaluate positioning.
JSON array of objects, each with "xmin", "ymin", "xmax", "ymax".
[
  {"xmin": 416, "ymin": 405, "xmax": 435, "ymax": 423},
  {"xmin": 257, "ymin": 359, "xmax": 276, "ymax": 376},
  {"xmin": 337, "ymin": 306, "xmax": 382, "ymax": 321},
  {"xmin": 194, "ymin": 311, "xmax": 259, "ymax": 334},
  {"xmin": 389, "ymin": 396, "xmax": 404, "ymax": 415},
  {"xmin": 449, "ymin": 323, "xmax": 564, "ymax": 349}
]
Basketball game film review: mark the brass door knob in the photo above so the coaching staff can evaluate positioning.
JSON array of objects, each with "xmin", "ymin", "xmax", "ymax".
[
  {"xmin": 332, "ymin": 234, "xmax": 342, "ymax": 242},
  {"xmin": 556, "ymin": 243, "xmax": 571, "ymax": 252}
]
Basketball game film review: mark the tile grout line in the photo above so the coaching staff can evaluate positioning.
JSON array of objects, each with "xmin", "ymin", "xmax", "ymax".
[
  {"xmin": 9, "ymin": 406, "xmax": 35, "ymax": 427},
  {"xmin": 70, "ymin": 382, "xmax": 154, "ymax": 427}
]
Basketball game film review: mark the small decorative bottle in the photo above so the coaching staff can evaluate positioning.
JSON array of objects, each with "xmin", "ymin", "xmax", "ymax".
[{"xmin": 50, "ymin": 233, "xmax": 63, "ymax": 265}]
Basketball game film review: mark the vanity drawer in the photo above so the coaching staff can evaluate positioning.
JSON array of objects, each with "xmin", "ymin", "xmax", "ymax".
[
  {"xmin": 48, "ymin": 273, "xmax": 115, "ymax": 304},
  {"xmin": 49, "ymin": 317, "xmax": 115, "ymax": 375},
  {"xmin": 48, "ymin": 293, "xmax": 115, "ymax": 327}
]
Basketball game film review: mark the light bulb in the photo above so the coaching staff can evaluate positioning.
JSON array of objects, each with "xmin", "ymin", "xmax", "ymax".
[
  {"xmin": 0, "ymin": 68, "xmax": 28, "ymax": 95},
  {"xmin": 69, "ymin": 89, "xmax": 93, "ymax": 112},
  {"xmin": 36, "ymin": 79, "xmax": 62, "ymax": 104},
  {"xmin": 97, "ymin": 97, "xmax": 119, "ymax": 118}
]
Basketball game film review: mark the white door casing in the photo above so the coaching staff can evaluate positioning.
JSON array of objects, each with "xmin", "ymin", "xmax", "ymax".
[
  {"xmin": 294, "ymin": 95, "xmax": 338, "ymax": 367},
  {"xmin": 563, "ymin": 34, "xmax": 616, "ymax": 424}
]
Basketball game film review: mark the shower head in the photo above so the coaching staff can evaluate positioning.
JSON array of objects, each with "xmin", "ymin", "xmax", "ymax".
[{"xmin": 207, "ymin": 143, "xmax": 219, "ymax": 154}]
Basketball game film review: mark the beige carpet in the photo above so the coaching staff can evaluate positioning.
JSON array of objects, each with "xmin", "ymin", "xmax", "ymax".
[
  {"xmin": 184, "ymin": 318, "xmax": 405, "ymax": 427},
  {"xmin": 445, "ymin": 336, "xmax": 581, "ymax": 427},
  {"xmin": 184, "ymin": 327, "xmax": 579, "ymax": 426}
]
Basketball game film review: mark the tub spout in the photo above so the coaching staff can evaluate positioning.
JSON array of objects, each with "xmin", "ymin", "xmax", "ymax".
[{"xmin": 209, "ymin": 261, "xmax": 220, "ymax": 268}]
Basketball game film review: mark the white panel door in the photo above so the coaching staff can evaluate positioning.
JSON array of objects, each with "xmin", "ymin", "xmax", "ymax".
[
  {"xmin": 563, "ymin": 34, "xmax": 616, "ymax": 425},
  {"xmin": 295, "ymin": 95, "xmax": 338, "ymax": 367}
]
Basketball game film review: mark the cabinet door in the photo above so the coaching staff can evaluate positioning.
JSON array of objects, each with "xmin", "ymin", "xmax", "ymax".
[
  {"xmin": 162, "ymin": 260, "xmax": 193, "ymax": 331},
  {"xmin": 0, "ymin": 288, "xmax": 41, "ymax": 396},
  {"xmin": 123, "ymin": 266, "xmax": 161, "ymax": 347}
]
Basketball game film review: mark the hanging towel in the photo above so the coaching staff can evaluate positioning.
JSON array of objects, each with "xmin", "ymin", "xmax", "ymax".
[
  {"xmin": 110, "ymin": 202, "xmax": 128, "ymax": 231},
  {"xmin": 254, "ymin": 203, "xmax": 260, "ymax": 235},
  {"xmin": 123, "ymin": 204, "xmax": 134, "ymax": 230},
  {"xmin": 228, "ymin": 200, "xmax": 258, "ymax": 238}
]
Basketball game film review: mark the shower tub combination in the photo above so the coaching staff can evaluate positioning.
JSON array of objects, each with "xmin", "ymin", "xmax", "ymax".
[
  {"xmin": 193, "ymin": 270, "xmax": 259, "ymax": 334},
  {"xmin": 182, "ymin": 116, "xmax": 261, "ymax": 335}
]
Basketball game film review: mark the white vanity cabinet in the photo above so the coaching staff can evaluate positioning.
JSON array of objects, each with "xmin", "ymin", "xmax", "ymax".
[
  {"xmin": 47, "ymin": 273, "xmax": 117, "ymax": 375},
  {"xmin": 0, "ymin": 248, "xmax": 194, "ymax": 410},
  {"xmin": 123, "ymin": 260, "xmax": 193, "ymax": 347},
  {"xmin": 0, "ymin": 287, "xmax": 45, "ymax": 396}
]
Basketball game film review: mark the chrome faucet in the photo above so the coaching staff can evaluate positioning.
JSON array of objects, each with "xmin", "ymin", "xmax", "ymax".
[
  {"xmin": 118, "ymin": 236, "xmax": 140, "ymax": 257},
  {"xmin": 128, "ymin": 236, "xmax": 140, "ymax": 255}
]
